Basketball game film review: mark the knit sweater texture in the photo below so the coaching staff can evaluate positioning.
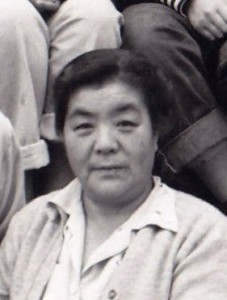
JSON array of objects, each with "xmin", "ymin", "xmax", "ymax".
[{"xmin": 0, "ymin": 179, "xmax": 227, "ymax": 299}]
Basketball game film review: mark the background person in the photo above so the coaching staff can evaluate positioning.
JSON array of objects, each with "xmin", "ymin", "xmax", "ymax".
[
  {"xmin": 1, "ymin": 50, "xmax": 227, "ymax": 299},
  {"xmin": 115, "ymin": 0, "xmax": 227, "ymax": 205},
  {"xmin": 0, "ymin": 113, "xmax": 25, "ymax": 242},
  {"xmin": 0, "ymin": 0, "xmax": 122, "ymax": 197}
]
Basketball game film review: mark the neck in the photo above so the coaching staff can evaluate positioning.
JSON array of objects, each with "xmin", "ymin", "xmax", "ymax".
[
  {"xmin": 81, "ymin": 180, "xmax": 153, "ymax": 265},
  {"xmin": 83, "ymin": 180, "xmax": 153, "ymax": 234}
]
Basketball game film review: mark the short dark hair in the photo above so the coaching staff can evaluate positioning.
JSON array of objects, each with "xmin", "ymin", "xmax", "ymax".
[{"xmin": 54, "ymin": 49, "xmax": 172, "ymax": 136}]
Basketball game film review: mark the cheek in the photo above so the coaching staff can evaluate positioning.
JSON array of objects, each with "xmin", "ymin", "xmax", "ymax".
[
  {"xmin": 134, "ymin": 136, "xmax": 156, "ymax": 169},
  {"xmin": 64, "ymin": 131, "xmax": 95, "ymax": 177},
  {"xmin": 64, "ymin": 135, "xmax": 83, "ymax": 169}
]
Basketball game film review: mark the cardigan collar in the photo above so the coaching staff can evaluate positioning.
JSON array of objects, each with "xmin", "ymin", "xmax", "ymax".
[{"xmin": 47, "ymin": 176, "xmax": 178, "ymax": 233}]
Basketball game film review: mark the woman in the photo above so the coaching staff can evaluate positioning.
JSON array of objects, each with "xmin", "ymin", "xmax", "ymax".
[{"xmin": 0, "ymin": 50, "xmax": 227, "ymax": 299}]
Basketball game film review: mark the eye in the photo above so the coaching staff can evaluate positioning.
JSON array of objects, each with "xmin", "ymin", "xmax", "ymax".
[
  {"xmin": 75, "ymin": 123, "xmax": 93, "ymax": 130},
  {"xmin": 117, "ymin": 120, "xmax": 136, "ymax": 127},
  {"xmin": 116, "ymin": 120, "xmax": 137, "ymax": 132},
  {"xmin": 73, "ymin": 122, "xmax": 94, "ymax": 134}
]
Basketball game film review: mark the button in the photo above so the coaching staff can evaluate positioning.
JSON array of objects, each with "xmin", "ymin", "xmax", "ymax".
[{"xmin": 108, "ymin": 289, "xmax": 117, "ymax": 299}]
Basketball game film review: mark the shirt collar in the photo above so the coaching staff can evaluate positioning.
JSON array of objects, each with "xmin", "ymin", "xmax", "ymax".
[
  {"xmin": 120, "ymin": 176, "xmax": 178, "ymax": 233},
  {"xmin": 47, "ymin": 176, "xmax": 178, "ymax": 233},
  {"xmin": 46, "ymin": 179, "xmax": 82, "ymax": 222}
]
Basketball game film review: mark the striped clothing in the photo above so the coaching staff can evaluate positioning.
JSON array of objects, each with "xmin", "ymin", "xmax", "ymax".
[
  {"xmin": 160, "ymin": 0, "xmax": 188, "ymax": 14},
  {"xmin": 115, "ymin": 0, "xmax": 189, "ymax": 15}
]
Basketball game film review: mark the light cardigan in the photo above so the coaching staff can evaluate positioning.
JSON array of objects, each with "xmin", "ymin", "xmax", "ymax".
[
  {"xmin": 1, "ymin": 178, "xmax": 227, "ymax": 300},
  {"xmin": 43, "ymin": 177, "xmax": 177, "ymax": 300}
]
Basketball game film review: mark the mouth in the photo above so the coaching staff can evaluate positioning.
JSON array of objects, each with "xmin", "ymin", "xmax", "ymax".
[
  {"xmin": 91, "ymin": 165, "xmax": 127, "ymax": 175},
  {"xmin": 92, "ymin": 165, "xmax": 125, "ymax": 171}
]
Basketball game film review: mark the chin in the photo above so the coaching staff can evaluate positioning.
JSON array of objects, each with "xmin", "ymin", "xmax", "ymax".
[{"xmin": 88, "ymin": 183, "xmax": 129, "ymax": 204}]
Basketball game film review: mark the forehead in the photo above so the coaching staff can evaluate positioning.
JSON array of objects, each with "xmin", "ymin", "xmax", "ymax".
[{"xmin": 67, "ymin": 80, "xmax": 148, "ymax": 117}]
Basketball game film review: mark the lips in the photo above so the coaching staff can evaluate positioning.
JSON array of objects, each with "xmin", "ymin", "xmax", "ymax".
[
  {"xmin": 91, "ymin": 166, "xmax": 126, "ymax": 171},
  {"xmin": 90, "ymin": 165, "xmax": 127, "ymax": 175}
]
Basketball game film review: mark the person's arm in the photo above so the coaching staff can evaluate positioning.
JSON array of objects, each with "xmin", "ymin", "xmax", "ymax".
[
  {"xmin": 0, "ymin": 217, "xmax": 21, "ymax": 300},
  {"xmin": 0, "ymin": 115, "xmax": 26, "ymax": 299},
  {"xmin": 170, "ymin": 214, "xmax": 227, "ymax": 299},
  {"xmin": 118, "ymin": 0, "xmax": 189, "ymax": 15},
  {"xmin": 158, "ymin": 0, "xmax": 189, "ymax": 15},
  {"xmin": 0, "ymin": 115, "xmax": 25, "ymax": 242},
  {"xmin": 157, "ymin": 0, "xmax": 227, "ymax": 40},
  {"xmin": 186, "ymin": 0, "xmax": 227, "ymax": 40},
  {"xmin": 0, "ymin": 213, "xmax": 31, "ymax": 300}
]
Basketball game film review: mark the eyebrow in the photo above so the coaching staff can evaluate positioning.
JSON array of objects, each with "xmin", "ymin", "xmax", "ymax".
[
  {"xmin": 113, "ymin": 103, "xmax": 140, "ymax": 114},
  {"xmin": 68, "ymin": 108, "xmax": 94, "ymax": 119},
  {"xmin": 68, "ymin": 103, "xmax": 140, "ymax": 119}
]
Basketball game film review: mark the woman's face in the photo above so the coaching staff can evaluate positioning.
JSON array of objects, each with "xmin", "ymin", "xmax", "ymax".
[{"xmin": 63, "ymin": 80, "xmax": 158, "ymax": 207}]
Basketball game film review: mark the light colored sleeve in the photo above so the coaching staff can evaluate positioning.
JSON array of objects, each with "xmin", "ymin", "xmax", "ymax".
[
  {"xmin": 170, "ymin": 214, "xmax": 227, "ymax": 299},
  {"xmin": 0, "ymin": 216, "xmax": 21, "ymax": 300},
  {"xmin": 0, "ymin": 113, "xmax": 25, "ymax": 242}
]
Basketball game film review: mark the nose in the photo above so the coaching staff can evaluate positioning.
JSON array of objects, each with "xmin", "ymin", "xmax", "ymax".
[{"xmin": 94, "ymin": 125, "xmax": 118, "ymax": 154}]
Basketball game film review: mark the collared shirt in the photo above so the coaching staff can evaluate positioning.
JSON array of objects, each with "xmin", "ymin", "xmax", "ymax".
[{"xmin": 43, "ymin": 176, "xmax": 178, "ymax": 300}]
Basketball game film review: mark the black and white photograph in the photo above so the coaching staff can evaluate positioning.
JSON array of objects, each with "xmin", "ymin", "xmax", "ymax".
[{"xmin": 1, "ymin": 0, "xmax": 227, "ymax": 299}]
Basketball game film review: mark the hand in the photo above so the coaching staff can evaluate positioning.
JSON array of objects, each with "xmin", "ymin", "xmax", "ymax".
[
  {"xmin": 187, "ymin": 0, "xmax": 227, "ymax": 40},
  {"xmin": 30, "ymin": 0, "xmax": 61, "ymax": 12}
]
